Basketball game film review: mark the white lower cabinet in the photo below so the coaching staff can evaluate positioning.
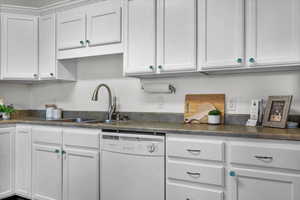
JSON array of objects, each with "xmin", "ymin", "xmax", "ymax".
[
  {"xmin": 30, "ymin": 126, "xmax": 100, "ymax": 200},
  {"xmin": 229, "ymin": 168, "xmax": 300, "ymax": 200},
  {"xmin": 32, "ymin": 144, "xmax": 62, "ymax": 200},
  {"xmin": 168, "ymin": 183, "xmax": 224, "ymax": 200},
  {"xmin": 167, "ymin": 134, "xmax": 300, "ymax": 200},
  {"xmin": 32, "ymin": 126, "xmax": 63, "ymax": 200},
  {"xmin": 0, "ymin": 127, "xmax": 15, "ymax": 199},
  {"xmin": 62, "ymin": 128, "xmax": 100, "ymax": 200},
  {"xmin": 15, "ymin": 125, "xmax": 32, "ymax": 199},
  {"xmin": 166, "ymin": 134, "xmax": 225, "ymax": 200}
]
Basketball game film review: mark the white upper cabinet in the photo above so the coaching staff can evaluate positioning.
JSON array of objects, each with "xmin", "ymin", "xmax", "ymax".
[
  {"xmin": 57, "ymin": 0, "xmax": 122, "ymax": 60},
  {"xmin": 87, "ymin": 0, "xmax": 121, "ymax": 47},
  {"xmin": 39, "ymin": 14, "xmax": 57, "ymax": 79},
  {"xmin": 198, "ymin": 0, "xmax": 244, "ymax": 70},
  {"xmin": 39, "ymin": 14, "xmax": 77, "ymax": 81},
  {"xmin": 1, "ymin": 14, "xmax": 38, "ymax": 80},
  {"xmin": 57, "ymin": 8, "xmax": 86, "ymax": 51},
  {"xmin": 124, "ymin": 0, "xmax": 197, "ymax": 76},
  {"xmin": 157, "ymin": 0, "xmax": 197, "ymax": 73},
  {"xmin": 246, "ymin": 0, "xmax": 300, "ymax": 67},
  {"xmin": 124, "ymin": 0, "xmax": 157, "ymax": 75}
]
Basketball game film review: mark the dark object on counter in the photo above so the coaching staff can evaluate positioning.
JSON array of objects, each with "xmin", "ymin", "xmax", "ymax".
[{"xmin": 263, "ymin": 96, "xmax": 292, "ymax": 129}]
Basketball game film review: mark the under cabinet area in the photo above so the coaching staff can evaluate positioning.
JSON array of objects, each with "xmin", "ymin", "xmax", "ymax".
[{"xmin": 57, "ymin": 0, "xmax": 122, "ymax": 60}]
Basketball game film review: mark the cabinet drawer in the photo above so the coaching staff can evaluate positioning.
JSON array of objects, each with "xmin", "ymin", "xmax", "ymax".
[
  {"xmin": 63, "ymin": 128, "xmax": 100, "ymax": 149},
  {"xmin": 167, "ymin": 183, "xmax": 223, "ymax": 200},
  {"xmin": 230, "ymin": 142, "xmax": 300, "ymax": 171},
  {"xmin": 32, "ymin": 126, "xmax": 62, "ymax": 144},
  {"xmin": 167, "ymin": 137, "xmax": 224, "ymax": 161},
  {"xmin": 168, "ymin": 161, "xmax": 224, "ymax": 186}
]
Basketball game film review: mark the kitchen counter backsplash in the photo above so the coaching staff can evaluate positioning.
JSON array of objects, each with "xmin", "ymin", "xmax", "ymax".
[{"xmin": 11, "ymin": 110, "xmax": 300, "ymax": 126}]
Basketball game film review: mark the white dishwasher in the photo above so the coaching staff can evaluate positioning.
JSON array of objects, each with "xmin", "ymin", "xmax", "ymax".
[{"xmin": 101, "ymin": 131, "xmax": 165, "ymax": 200}]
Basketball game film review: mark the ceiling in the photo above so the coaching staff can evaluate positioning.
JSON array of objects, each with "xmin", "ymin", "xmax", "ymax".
[{"xmin": 0, "ymin": 0, "xmax": 66, "ymax": 7}]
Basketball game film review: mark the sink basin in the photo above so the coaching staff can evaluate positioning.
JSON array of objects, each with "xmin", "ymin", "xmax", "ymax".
[
  {"xmin": 52, "ymin": 118, "xmax": 99, "ymax": 123},
  {"xmin": 51, "ymin": 118, "xmax": 118, "ymax": 124}
]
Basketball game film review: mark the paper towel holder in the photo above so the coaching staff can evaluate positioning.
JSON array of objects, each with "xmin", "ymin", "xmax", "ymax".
[{"xmin": 141, "ymin": 82, "xmax": 176, "ymax": 94}]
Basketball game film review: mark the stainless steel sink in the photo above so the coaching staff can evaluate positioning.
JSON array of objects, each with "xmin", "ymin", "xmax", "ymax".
[{"xmin": 51, "ymin": 118, "xmax": 117, "ymax": 124}]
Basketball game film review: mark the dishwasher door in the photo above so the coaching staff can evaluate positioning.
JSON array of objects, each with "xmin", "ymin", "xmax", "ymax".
[{"xmin": 101, "ymin": 133, "xmax": 165, "ymax": 200}]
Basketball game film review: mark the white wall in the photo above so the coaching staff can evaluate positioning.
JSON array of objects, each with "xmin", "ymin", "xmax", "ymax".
[
  {"xmin": 27, "ymin": 54, "xmax": 300, "ymax": 114},
  {"xmin": 0, "ymin": 83, "xmax": 31, "ymax": 109}
]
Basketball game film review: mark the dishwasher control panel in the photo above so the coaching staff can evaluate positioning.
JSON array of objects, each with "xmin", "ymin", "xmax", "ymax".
[{"xmin": 101, "ymin": 132, "xmax": 165, "ymax": 156}]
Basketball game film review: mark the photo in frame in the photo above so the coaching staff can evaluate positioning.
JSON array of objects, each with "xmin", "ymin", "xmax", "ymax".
[{"xmin": 263, "ymin": 96, "xmax": 293, "ymax": 128}]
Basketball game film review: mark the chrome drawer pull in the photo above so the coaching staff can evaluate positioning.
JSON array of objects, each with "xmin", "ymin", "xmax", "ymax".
[
  {"xmin": 186, "ymin": 149, "xmax": 201, "ymax": 155},
  {"xmin": 254, "ymin": 155, "xmax": 273, "ymax": 162},
  {"xmin": 186, "ymin": 172, "xmax": 201, "ymax": 178}
]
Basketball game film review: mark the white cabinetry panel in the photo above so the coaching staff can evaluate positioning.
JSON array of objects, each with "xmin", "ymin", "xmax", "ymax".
[
  {"xmin": 32, "ymin": 144, "xmax": 62, "ymax": 200},
  {"xmin": 157, "ymin": 0, "xmax": 197, "ymax": 73},
  {"xmin": 124, "ymin": 0, "xmax": 157, "ymax": 75},
  {"xmin": 1, "ymin": 14, "xmax": 38, "ymax": 79},
  {"xmin": 63, "ymin": 149, "xmax": 99, "ymax": 200},
  {"xmin": 246, "ymin": 0, "xmax": 300, "ymax": 67},
  {"xmin": 15, "ymin": 126, "xmax": 31, "ymax": 198},
  {"xmin": 39, "ymin": 14, "xmax": 56, "ymax": 80},
  {"xmin": 229, "ymin": 168, "xmax": 300, "ymax": 200},
  {"xmin": 57, "ymin": 8, "xmax": 86, "ymax": 50},
  {"xmin": 87, "ymin": 0, "xmax": 121, "ymax": 47},
  {"xmin": 198, "ymin": 0, "xmax": 244, "ymax": 70},
  {"xmin": 0, "ymin": 128, "xmax": 14, "ymax": 199}
]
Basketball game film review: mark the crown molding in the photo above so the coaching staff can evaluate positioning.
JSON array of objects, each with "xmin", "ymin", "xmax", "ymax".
[
  {"xmin": 0, "ymin": 0, "xmax": 102, "ymax": 15},
  {"xmin": 0, "ymin": 4, "xmax": 39, "ymax": 15}
]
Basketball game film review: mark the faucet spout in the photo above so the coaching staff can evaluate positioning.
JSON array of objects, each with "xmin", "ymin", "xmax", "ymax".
[{"xmin": 91, "ymin": 84, "xmax": 116, "ymax": 122}]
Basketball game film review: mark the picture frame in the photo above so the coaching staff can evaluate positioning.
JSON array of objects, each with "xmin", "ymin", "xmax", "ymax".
[{"xmin": 263, "ymin": 95, "xmax": 293, "ymax": 128}]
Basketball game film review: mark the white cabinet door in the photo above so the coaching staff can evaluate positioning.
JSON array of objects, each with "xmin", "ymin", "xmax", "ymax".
[
  {"xmin": 87, "ymin": 0, "xmax": 121, "ymax": 47},
  {"xmin": 124, "ymin": 0, "xmax": 157, "ymax": 75},
  {"xmin": 229, "ymin": 168, "xmax": 300, "ymax": 200},
  {"xmin": 32, "ymin": 144, "xmax": 62, "ymax": 200},
  {"xmin": 246, "ymin": 0, "xmax": 300, "ymax": 67},
  {"xmin": 0, "ymin": 128, "xmax": 14, "ymax": 199},
  {"xmin": 198, "ymin": 0, "xmax": 244, "ymax": 70},
  {"xmin": 63, "ymin": 149, "xmax": 99, "ymax": 200},
  {"xmin": 39, "ymin": 14, "xmax": 56, "ymax": 80},
  {"xmin": 157, "ymin": 0, "xmax": 197, "ymax": 73},
  {"xmin": 15, "ymin": 126, "xmax": 31, "ymax": 198},
  {"xmin": 1, "ymin": 14, "xmax": 38, "ymax": 79},
  {"xmin": 57, "ymin": 8, "xmax": 86, "ymax": 50}
]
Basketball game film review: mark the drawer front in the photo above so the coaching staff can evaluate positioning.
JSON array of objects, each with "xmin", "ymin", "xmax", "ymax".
[
  {"xmin": 63, "ymin": 128, "xmax": 100, "ymax": 149},
  {"xmin": 230, "ymin": 142, "xmax": 300, "ymax": 171},
  {"xmin": 168, "ymin": 161, "xmax": 224, "ymax": 186},
  {"xmin": 167, "ymin": 137, "xmax": 224, "ymax": 161},
  {"xmin": 32, "ymin": 126, "xmax": 62, "ymax": 144},
  {"xmin": 167, "ymin": 183, "xmax": 223, "ymax": 200}
]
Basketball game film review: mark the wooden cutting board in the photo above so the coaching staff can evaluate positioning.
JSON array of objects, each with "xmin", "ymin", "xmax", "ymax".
[{"xmin": 184, "ymin": 94, "xmax": 225, "ymax": 124}]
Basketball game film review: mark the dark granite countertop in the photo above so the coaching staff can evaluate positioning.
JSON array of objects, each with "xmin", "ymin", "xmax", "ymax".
[{"xmin": 2, "ymin": 118, "xmax": 300, "ymax": 141}]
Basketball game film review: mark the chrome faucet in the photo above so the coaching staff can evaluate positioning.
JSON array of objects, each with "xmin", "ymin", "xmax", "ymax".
[{"xmin": 91, "ymin": 84, "xmax": 116, "ymax": 123}]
